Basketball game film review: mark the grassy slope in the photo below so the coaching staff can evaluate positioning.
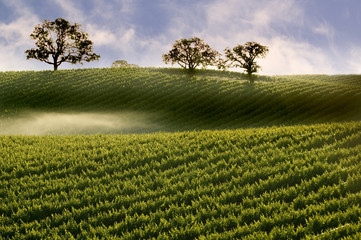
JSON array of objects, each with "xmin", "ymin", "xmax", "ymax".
[
  {"xmin": 0, "ymin": 68, "xmax": 360, "ymax": 132},
  {"xmin": 1, "ymin": 122, "xmax": 361, "ymax": 239},
  {"xmin": 1, "ymin": 68, "xmax": 361, "ymax": 238}
]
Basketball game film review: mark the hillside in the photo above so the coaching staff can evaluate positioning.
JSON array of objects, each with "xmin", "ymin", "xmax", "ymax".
[
  {"xmin": 1, "ymin": 122, "xmax": 361, "ymax": 239},
  {"xmin": 1, "ymin": 69, "xmax": 361, "ymax": 238},
  {"xmin": 0, "ymin": 68, "xmax": 360, "ymax": 134}
]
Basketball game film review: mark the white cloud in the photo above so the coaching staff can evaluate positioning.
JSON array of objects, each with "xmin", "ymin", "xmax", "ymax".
[
  {"xmin": 121, "ymin": 29, "xmax": 136, "ymax": 45},
  {"xmin": 184, "ymin": 0, "xmax": 305, "ymax": 52},
  {"xmin": 0, "ymin": 17, "xmax": 35, "ymax": 47},
  {"xmin": 85, "ymin": 24, "xmax": 118, "ymax": 46},
  {"xmin": 1, "ymin": 0, "xmax": 34, "ymax": 17},
  {"xmin": 204, "ymin": 0, "xmax": 303, "ymax": 35},
  {"xmin": 51, "ymin": 0, "xmax": 138, "ymax": 65},
  {"xmin": 194, "ymin": 0, "xmax": 338, "ymax": 75},
  {"xmin": 117, "ymin": 0, "xmax": 313, "ymax": 72},
  {"xmin": 0, "ymin": 0, "xmax": 39, "ymax": 46},
  {"xmin": 260, "ymin": 37, "xmax": 335, "ymax": 75},
  {"xmin": 0, "ymin": 0, "xmax": 138, "ymax": 71},
  {"xmin": 85, "ymin": 24, "xmax": 136, "ymax": 54},
  {"xmin": 347, "ymin": 46, "xmax": 361, "ymax": 74},
  {"xmin": 251, "ymin": 0, "xmax": 304, "ymax": 29},
  {"xmin": 0, "ymin": 0, "xmax": 357, "ymax": 74},
  {"xmin": 313, "ymin": 21, "xmax": 334, "ymax": 38},
  {"xmin": 312, "ymin": 21, "xmax": 335, "ymax": 47},
  {"xmin": 0, "ymin": 1, "xmax": 43, "ymax": 71},
  {"xmin": 54, "ymin": 0, "xmax": 86, "ymax": 22}
]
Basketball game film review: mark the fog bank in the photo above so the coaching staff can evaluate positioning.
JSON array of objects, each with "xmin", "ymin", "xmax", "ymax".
[{"xmin": 0, "ymin": 111, "xmax": 160, "ymax": 135}]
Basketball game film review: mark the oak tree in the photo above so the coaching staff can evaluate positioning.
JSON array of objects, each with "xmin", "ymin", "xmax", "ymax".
[
  {"xmin": 111, "ymin": 60, "xmax": 139, "ymax": 68},
  {"xmin": 225, "ymin": 42, "xmax": 269, "ymax": 83},
  {"xmin": 162, "ymin": 37, "xmax": 219, "ymax": 71},
  {"xmin": 25, "ymin": 18, "xmax": 100, "ymax": 71}
]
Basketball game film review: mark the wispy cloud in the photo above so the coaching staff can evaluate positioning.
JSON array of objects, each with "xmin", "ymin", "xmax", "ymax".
[
  {"xmin": 312, "ymin": 20, "xmax": 336, "ymax": 51},
  {"xmin": 313, "ymin": 21, "xmax": 334, "ymax": 39},
  {"xmin": 260, "ymin": 37, "xmax": 335, "ymax": 75},
  {"xmin": 91, "ymin": 0, "xmax": 134, "ymax": 18},
  {"xmin": 103, "ymin": 0, "xmax": 337, "ymax": 74},
  {"xmin": 195, "ymin": 0, "xmax": 337, "ymax": 75},
  {"xmin": 0, "ymin": 0, "xmax": 39, "ymax": 46},
  {"xmin": 54, "ymin": 0, "xmax": 86, "ymax": 22},
  {"xmin": 85, "ymin": 25, "xmax": 118, "ymax": 46},
  {"xmin": 0, "ymin": 0, "xmax": 359, "ymax": 74},
  {"xmin": 85, "ymin": 24, "xmax": 136, "ymax": 52},
  {"xmin": 347, "ymin": 46, "xmax": 361, "ymax": 73},
  {"xmin": 0, "ymin": 0, "xmax": 42, "ymax": 71},
  {"xmin": 203, "ymin": 0, "xmax": 303, "ymax": 37}
]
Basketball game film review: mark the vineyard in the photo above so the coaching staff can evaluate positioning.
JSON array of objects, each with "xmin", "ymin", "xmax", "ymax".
[
  {"xmin": 0, "ymin": 68, "xmax": 361, "ymax": 238},
  {"xmin": 0, "ymin": 122, "xmax": 360, "ymax": 239},
  {"xmin": 0, "ymin": 68, "xmax": 360, "ymax": 133}
]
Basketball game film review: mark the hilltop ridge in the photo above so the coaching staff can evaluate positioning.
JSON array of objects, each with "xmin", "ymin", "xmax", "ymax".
[{"xmin": 0, "ymin": 68, "xmax": 360, "ymax": 133}]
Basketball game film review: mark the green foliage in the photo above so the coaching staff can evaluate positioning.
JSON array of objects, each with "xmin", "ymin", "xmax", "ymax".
[
  {"xmin": 25, "ymin": 18, "xmax": 100, "ymax": 71},
  {"xmin": 225, "ymin": 42, "xmax": 269, "ymax": 82},
  {"xmin": 0, "ymin": 68, "xmax": 360, "ymax": 132},
  {"xmin": 162, "ymin": 37, "xmax": 220, "ymax": 71},
  {"xmin": 1, "ymin": 122, "xmax": 361, "ymax": 238},
  {"xmin": 111, "ymin": 60, "xmax": 139, "ymax": 68}
]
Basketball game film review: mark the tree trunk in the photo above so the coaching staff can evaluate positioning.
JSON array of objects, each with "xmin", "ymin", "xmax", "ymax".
[
  {"xmin": 248, "ymin": 73, "xmax": 254, "ymax": 84},
  {"xmin": 53, "ymin": 55, "xmax": 59, "ymax": 71}
]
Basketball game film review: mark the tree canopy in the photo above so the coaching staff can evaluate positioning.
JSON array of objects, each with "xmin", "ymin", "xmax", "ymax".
[
  {"xmin": 162, "ymin": 37, "xmax": 219, "ymax": 71},
  {"xmin": 111, "ymin": 60, "xmax": 139, "ymax": 68},
  {"xmin": 25, "ymin": 18, "xmax": 100, "ymax": 71},
  {"xmin": 225, "ymin": 42, "xmax": 269, "ymax": 82}
]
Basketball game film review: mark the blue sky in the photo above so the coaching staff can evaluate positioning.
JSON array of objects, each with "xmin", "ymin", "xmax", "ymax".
[{"xmin": 1, "ymin": 0, "xmax": 361, "ymax": 74}]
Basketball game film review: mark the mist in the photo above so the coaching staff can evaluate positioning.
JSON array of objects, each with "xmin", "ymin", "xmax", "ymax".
[{"xmin": 0, "ymin": 111, "xmax": 160, "ymax": 135}]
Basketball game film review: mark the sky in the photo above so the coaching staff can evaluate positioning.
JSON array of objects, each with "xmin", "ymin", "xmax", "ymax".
[{"xmin": 1, "ymin": 0, "xmax": 361, "ymax": 75}]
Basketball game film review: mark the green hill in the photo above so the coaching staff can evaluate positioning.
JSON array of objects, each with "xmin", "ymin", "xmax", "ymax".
[
  {"xmin": 1, "ymin": 68, "xmax": 361, "ymax": 238},
  {"xmin": 0, "ymin": 68, "xmax": 360, "ymax": 134}
]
